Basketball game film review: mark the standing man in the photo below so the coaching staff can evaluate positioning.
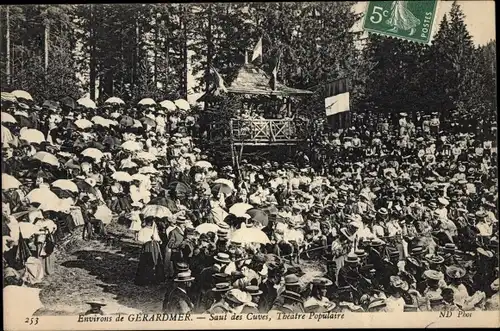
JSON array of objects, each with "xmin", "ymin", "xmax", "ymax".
[
  {"xmin": 163, "ymin": 271, "xmax": 195, "ymax": 313},
  {"xmin": 168, "ymin": 216, "xmax": 186, "ymax": 276}
]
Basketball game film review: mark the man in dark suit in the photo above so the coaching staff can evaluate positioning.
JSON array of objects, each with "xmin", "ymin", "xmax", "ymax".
[
  {"xmin": 163, "ymin": 271, "xmax": 195, "ymax": 314},
  {"xmin": 167, "ymin": 216, "xmax": 186, "ymax": 275}
]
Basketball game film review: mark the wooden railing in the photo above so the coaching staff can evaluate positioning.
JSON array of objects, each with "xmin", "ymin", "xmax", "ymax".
[{"xmin": 230, "ymin": 118, "xmax": 304, "ymax": 144}]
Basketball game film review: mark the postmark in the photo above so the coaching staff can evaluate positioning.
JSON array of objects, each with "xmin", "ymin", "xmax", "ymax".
[{"xmin": 362, "ymin": 0, "xmax": 439, "ymax": 44}]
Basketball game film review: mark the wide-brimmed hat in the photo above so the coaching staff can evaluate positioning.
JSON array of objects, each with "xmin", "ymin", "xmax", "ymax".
[
  {"xmin": 354, "ymin": 249, "xmax": 368, "ymax": 259},
  {"xmin": 344, "ymin": 253, "xmax": 360, "ymax": 264},
  {"xmin": 423, "ymin": 269, "xmax": 444, "ymax": 281},
  {"xmin": 442, "ymin": 243, "xmax": 457, "ymax": 253},
  {"xmin": 212, "ymin": 282, "xmax": 232, "ymax": 292},
  {"xmin": 176, "ymin": 262, "xmax": 190, "ymax": 272},
  {"xmin": 445, "ymin": 265, "xmax": 466, "ymax": 279},
  {"xmin": 214, "ymin": 253, "xmax": 231, "ymax": 264},
  {"xmin": 368, "ymin": 238, "xmax": 385, "ymax": 247},
  {"xmin": 213, "ymin": 272, "xmax": 231, "ymax": 283},
  {"xmin": 311, "ymin": 277, "xmax": 333, "ymax": 287},
  {"xmin": 217, "ymin": 229, "xmax": 229, "ymax": 238},
  {"xmin": 284, "ymin": 274, "xmax": 301, "ymax": 286},
  {"xmin": 425, "ymin": 254, "xmax": 445, "ymax": 264},
  {"xmin": 282, "ymin": 290, "xmax": 303, "ymax": 303},
  {"xmin": 245, "ymin": 285, "xmax": 263, "ymax": 296},
  {"xmin": 86, "ymin": 300, "xmax": 107, "ymax": 307},
  {"xmin": 174, "ymin": 271, "xmax": 195, "ymax": 282},
  {"xmin": 225, "ymin": 289, "xmax": 251, "ymax": 305},
  {"xmin": 438, "ymin": 197, "xmax": 449, "ymax": 206},
  {"xmin": 475, "ymin": 210, "xmax": 487, "ymax": 218},
  {"xmin": 378, "ymin": 208, "xmax": 388, "ymax": 216},
  {"xmin": 390, "ymin": 276, "xmax": 408, "ymax": 290},
  {"xmin": 176, "ymin": 215, "xmax": 187, "ymax": 224},
  {"xmin": 477, "ymin": 247, "xmax": 494, "ymax": 258}
]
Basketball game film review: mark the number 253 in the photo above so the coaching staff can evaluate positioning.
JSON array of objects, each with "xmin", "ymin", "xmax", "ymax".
[{"xmin": 25, "ymin": 317, "xmax": 39, "ymax": 325}]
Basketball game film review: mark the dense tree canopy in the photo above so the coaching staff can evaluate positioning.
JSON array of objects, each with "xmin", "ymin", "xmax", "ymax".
[{"xmin": 0, "ymin": 2, "xmax": 495, "ymax": 126}]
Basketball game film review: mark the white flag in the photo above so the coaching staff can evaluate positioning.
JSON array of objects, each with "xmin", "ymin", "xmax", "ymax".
[
  {"xmin": 251, "ymin": 38, "xmax": 263, "ymax": 63},
  {"xmin": 325, "ymin": 92, "xmax": 350, "ymax": 116}
]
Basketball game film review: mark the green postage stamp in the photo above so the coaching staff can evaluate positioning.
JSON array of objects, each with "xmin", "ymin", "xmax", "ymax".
[{"xmin": 363, "ymin": 0, "xmax": 439, "ymax": 44}]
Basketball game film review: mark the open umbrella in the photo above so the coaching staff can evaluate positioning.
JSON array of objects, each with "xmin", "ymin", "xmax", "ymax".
[
  {"xmin": 105, "ymin": 97, "xmax": 125, "ymax": 105},
  {"xmin": 60, "ymin": 96, "xmax": 76, "ymax": 110},
  {"xmin": 51, "ymin": 179, "xmax": 79, "ymax": 193},
  {"xmin": 159, "ymin": 100, "xmax": 176, "ymax": 111},
  {"xmin": 91, "ymin": 116, "xmax": 110, "ymax": 127},
  {"xmin": 74, "ymin": 118, "xmax": 94, "ymax": 130},
  {"xmin": 174, "ymin": 99, "xmax": 190, "ymax": 110},
  {"xmin": 33, "ymin": 151, "xmax": 59, "ymax": 166},
  {"xmin": 81, "ymin": 148, "xmax": 104, "ymax": 160},
  {"xmin": 138, "ymin": 98, "xmax": 156, "ymax": 106},
  {"xmin": 20, "ymin": 128, "xmax": 45, "ymax": 144},
  {"xmin": 4, "ymin": 286, "xmax": 43, "ymax": 318},
  {"xmin": 212, "ymin": 182, "xmax": 233, "ymax": 196},
  {"xmin": 94, "ymin": 205, "xmax": 113, "ymax": 224},
  {"xmin": 134, "ymin": 151, "xmax": 157, "ymax": 162},
  {"xmin": 132, "ymin": 119, "xmax": 143, "ymax": 128},
  {"xmin": 1, "ymin": 112, "xmax": 17, "ymax": 124},
  {"xmin": 168, "ymin": 181, "xmax": 192, "ymax": 197},
  {"xmin": 76, "ymin": 97, "xmax": 97, "ymax": 109},
  {"xmin": 195, "ymin": 161, "xmax": 212, "ymax": 169},
  {"xmin": 11, "ymin": 90, "xmax": 33, "ymax": 101},
  {"xmin": 1, "ymin": 125, "xmax": 15, "ymax": 145},
  {"xmin": 142, "ymin": 204, "xmax": 173, "ymax": 218},
  {"xmin": 1, "ymin": 92, "xmax": 17, "ymax": 103},
  {"xmin": 213, "ymin": 178, "xmax": 235, "ymax": 190},
  {"xmin": 246, "ymin": 208, "xmax": 269, "ymax": 227},
  {"xmin": 121, "ymin": 140, "xmax": 143, "ymax": 152},
  {"xmin": 42, "ymin": 100, "xmax": 60, "ymax": 111},
  {"xmin": 140, "ymin": 117, "xmax": 156, "ymax": 127},
  {"xmin": 229, "ymin": 203, "xmax": 254, "ymax": 217},
  {"xmin": 75, "ymin": 180, "xmax": 97, "ymax": 195},
  {"xmin": 195, "ymin": 223, "xmax": 220, "ymax": 234},
  {"xmin": 26, "ymin": 187, "xmax": 59, "ymax": 206},
  {"xmin": 2, "ymin": 174, "xmax": 22, "ymax": 190},
  {"xmin": 112, "ymin": 171, "xmax": 133, "ymax": 182},
  {"xmin": 231, "ymin": 227, "xmax": 270, "ymax": 244},
  {"xmin": 139, "ymin": 165, "xmax": 159, "ymax": 174},
  {"xmin": 13, "ymin": 112, "xmax": 33, "ymax": 128},
  {"xmin": 120, "ymin": 159, "xmax": 138, "ymax": 169}
]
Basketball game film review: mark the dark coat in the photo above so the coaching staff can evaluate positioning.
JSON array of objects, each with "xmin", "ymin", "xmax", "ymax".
[{"xmin": 163, "ymin": 286, "xmax": 194, "ymax": 314}]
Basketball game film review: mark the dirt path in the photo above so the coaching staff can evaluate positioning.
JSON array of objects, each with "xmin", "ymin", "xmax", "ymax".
[{"xmin": 36, "ymin": 224, "xmax": 165, "ymax": 316}]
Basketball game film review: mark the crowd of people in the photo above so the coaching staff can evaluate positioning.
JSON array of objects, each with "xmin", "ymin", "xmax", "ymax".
[{"xmin": 1, "ymin": 90, "xmax": 498, "ymax": 316}]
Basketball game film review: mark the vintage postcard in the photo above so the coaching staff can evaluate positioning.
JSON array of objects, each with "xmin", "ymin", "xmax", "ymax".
[{"xmin": 1, "ymin": 1, "xmax": 498, "ymax": 330}]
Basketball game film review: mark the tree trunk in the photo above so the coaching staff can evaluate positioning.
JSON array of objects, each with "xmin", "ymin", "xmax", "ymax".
[
  {"xmin": 182, "ymin": 6, "xmax": 188, "ymax": 99},
  {"xmin": 205, "ymin": 4, "xmax": 213, "ymax": 94},
  {"xmin": 44, "ymin": 22, "xmax": 50, "ymax": 73},
  {"xmin": 154, "ymin": 16, "xmax": 159, "ymax": 88},
  {"xmin": 89, "ymin": 4, "xmax": 97, "ymax": 101},
  {"xmin": 133, "ymin": 15, "xmax": 139, "ymax": 95},
  {"xmin": 6, "ymin": 5, "xmax": 11, "ymax": 85}
]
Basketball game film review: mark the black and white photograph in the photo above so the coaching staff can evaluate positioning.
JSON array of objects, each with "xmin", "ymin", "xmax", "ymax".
[{"xmin": 1, "ymin": 1, "xmax": 498, "ymax": 330}]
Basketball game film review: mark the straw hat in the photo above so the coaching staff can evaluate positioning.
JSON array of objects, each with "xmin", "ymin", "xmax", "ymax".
[
  {"xmin": 284, "ymin": 274, "xmax": 301, "ymax": 286},
  {"xmin": 245, "ymin": 285, "xmax": 263, "ymax": 296},
  {"xmin": 214, "ymin": 253, "xmax": 231, "ymax": 264},
  {"xmin": 212, "ymin": 282, "xmax": 232, "ymax": 293},
  {"xmin": 311, "ymin": 277, "xmax": 333, "ymax": 287},
  {"xmin": 445, "ymin": 265, "xmax": 466, "ymax": 279},
  {"xmin": 423, "ymin": 269, "xmax": 444, "ymax": 281},
  {"xmin": 225, "ymin": 289, "xmax": 252, "ymax": 305},
  {"xmin": 174, "ymin": 271, "xmax": 195, "ymax": 282}
]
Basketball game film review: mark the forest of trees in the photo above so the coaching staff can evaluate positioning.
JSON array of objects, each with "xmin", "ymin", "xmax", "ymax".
[{"xmin": 0, "ymin": 2, "xmax": 496, "ymax": 123}]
